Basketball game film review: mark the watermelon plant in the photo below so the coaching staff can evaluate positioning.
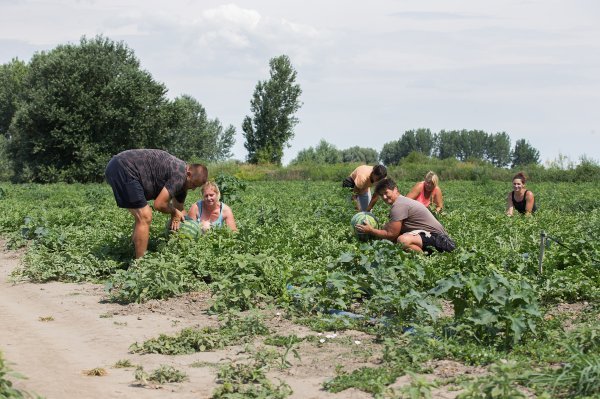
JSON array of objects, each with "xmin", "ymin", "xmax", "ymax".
[{"xmin": 0, "ymin": 179, "xmax": 599, "ymax": 397}]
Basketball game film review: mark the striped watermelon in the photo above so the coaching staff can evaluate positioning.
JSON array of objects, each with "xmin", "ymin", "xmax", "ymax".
[
  {"xmin": 177, "ymin": 219, "xmax": 200, "ymax": 240},
  {"xmin": 350, "ymin": 212, "xmax": 378, "ymax": 241},
  {"xmin": 166, "ymin": 217, "xmax": 200, "ymax": 240}
]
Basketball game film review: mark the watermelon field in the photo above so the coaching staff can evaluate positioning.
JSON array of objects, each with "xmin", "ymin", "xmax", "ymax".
[{"xmin": 1, "ymin": 179, "xmax": 599, "ymax": 398}]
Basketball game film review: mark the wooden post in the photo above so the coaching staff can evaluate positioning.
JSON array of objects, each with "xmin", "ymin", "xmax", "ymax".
[{"xmin": 538, "ymin": 231, "xmax": 546, "ymax": 274}]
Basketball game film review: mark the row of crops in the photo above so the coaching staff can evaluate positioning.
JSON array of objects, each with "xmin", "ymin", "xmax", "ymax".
[{"xmin": 1, "ymin": 180, "xmax": 599, "ymax": 397}]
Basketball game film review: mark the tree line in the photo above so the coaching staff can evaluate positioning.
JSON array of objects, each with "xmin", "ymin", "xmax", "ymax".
[
  {"xmin": 1, "ymin": 34, "xmax": 545, "ymax": 183},
  {"xmin": 292, "ymin": 129, "xmax": 540, "ymax": 168},
  {"xmin": 0, "ymin": 36, "xmax": 302, "ymax": 182}
]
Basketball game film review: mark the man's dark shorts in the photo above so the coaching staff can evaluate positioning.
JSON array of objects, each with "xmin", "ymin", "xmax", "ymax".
[
  {"xmin": 419, "ymin": 232, "xmax": 456, "ymax": 253},
  {"xmin": 105, "ymin": 157, "xmax": 147, "ymax": 209}
]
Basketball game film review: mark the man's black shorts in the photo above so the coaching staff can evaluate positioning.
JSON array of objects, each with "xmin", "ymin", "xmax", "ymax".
[
  {"xmin": 419, "ymin": 232, "xmax": 456, "ymax": 253},
  {"xmin": 105, "ymin": 157, "xmax": 147, "ymax": 209}
]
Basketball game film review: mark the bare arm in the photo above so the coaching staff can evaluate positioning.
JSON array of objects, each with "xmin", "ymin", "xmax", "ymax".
[
  {"xmin": 525, "ymin": 191, "xmax": 535, "ymax": 215},
  {"xmin": 355, "ymin": 220, "xmax": 402, "ymax": 242},
  {"xmin": 405, "ymin": 183, "xmax": 421, "ymax": 200},
  {"xmin": 433, "ymin": 187, "xmax": 444, "ymax": 212},
  {"xmin": 154, "ymin": 187, "xmax": 185, "ymax": 229},
  {"xmin": 506, "ymin": 192, "xmax": 514, "ymax": 216},
  {"xmin": 222, "ymin": 204, "xmax": 238, "ymax": 231},
  {"xmin": 366, "ymin": 193, "xmax": 379, "ymax": 212}
]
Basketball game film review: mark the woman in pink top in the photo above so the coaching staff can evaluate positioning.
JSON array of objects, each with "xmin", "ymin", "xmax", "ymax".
[{"xmin": 406, "ymin": 171, "xmax": 444, "ymax": 213}]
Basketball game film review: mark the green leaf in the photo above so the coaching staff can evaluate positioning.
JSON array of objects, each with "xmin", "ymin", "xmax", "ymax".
[
  {"xmin": 468, "ymin": 308, "xmax": 498, "ymax": 326},
  {"xmin": 508, "ymin": 315, "xmax": 526, "ymax": 344}
]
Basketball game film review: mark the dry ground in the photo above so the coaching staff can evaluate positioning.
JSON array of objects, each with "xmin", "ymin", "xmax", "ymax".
[{"xmin": 0, "ymin": 242, "xmax": 480, "ymax": 399}]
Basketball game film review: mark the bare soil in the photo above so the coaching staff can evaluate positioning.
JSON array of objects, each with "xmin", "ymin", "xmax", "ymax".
[{"xmin": 0, "ymin": 241, "xmax": 476, "ymax": 399}]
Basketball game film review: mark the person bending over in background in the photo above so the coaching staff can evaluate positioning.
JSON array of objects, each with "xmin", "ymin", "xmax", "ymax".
[
  {"xmin": 405, "ymin": 171, "xmax": 444, "ymax": 213},
  {"xmin": 105, "ymin": 149, "xmax": 208, "ymax": 258},
  {"xmin": 355, "ymin": 178, "xmax": 455, "ymax": 253},
  {"xmin": 342, "ymin": 164, "xmax": 387, "ymax": 212},
  {"xmin": 506, "ymin": 171, "xmax": 537, "ymax": 216},
  {"xmin": 187, "ymin": 181, "xmax": 237, "ymax": 232}
]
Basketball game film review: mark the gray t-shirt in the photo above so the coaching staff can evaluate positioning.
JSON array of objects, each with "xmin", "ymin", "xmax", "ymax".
[
  {"xmin": 389, "ymin": 196, "xmax": 447, "ymax": 235},
  {"xmin": 114, "ymin": 149, "xmax": 187, "ymax": 203}
]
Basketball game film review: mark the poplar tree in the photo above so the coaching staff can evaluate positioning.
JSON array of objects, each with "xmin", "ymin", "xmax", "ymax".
[{"xmin": 243, "ymin": 55, "xmax": 302, "ymax": 165}]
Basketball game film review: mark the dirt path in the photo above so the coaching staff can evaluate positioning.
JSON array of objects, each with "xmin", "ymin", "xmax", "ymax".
[{"xmin": 0, "ymin": 244, "xmax": 377, "ymax": 399}]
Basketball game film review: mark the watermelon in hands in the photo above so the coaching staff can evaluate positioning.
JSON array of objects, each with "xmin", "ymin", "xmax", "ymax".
[{"xmin": 350, "ymin": 212, "xmax": 378, "ymax": 241}]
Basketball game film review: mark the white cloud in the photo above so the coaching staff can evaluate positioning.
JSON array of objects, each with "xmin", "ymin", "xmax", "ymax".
[
  {"xmin": 201, "ymin": 3, "xmax": 261, "ymax": 30},
  {"xmin": 0, "ymin": 0, "xmax": 598, "ymax": 162}
]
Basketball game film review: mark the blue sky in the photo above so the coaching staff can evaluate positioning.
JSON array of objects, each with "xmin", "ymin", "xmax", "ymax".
[{"xmin": 1, "ymin": 0, "xmax": 598, "ymax": 164}]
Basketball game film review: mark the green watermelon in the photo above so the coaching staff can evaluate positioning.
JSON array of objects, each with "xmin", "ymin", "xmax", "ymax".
[
  {"xmin": 178, "ymin": 219, "xmax": 200, "ymax": 240},
  {"xmin": 350, "ymin": 212, "xmax": 378, "ymax": 241},
  {"xmin": 166, "ymin": 218, "xmax": 200, "ymax": 240}
]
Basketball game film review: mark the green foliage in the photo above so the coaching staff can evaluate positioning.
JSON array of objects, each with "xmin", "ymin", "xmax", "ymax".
[
  {"xmin": 380, "ymin": 128, "xmax": 434, "ymax": 165},
  {"xmin": 340, "ymin": 146, "xmax": 379, "ymax": 164},
  {"xmin": 0, "ymin": 135, "xmax": 12, "ymax": 181},
  {"xmin": 0, "ymin": 58, "xmax": 28, "ymax": 136},
  {"xmin": 526, "ymin": 324, "xmax": 600, "ymax": 398},
  {"xmin": 0, "ymin": 58, "xmax": 28, "ymax": 181},
  {"xmin": 381, "ymin": 129, "xmax": 531, "ymax": 170},
  {"xmin": 292, "ymin": 240, "xmax": 439, "ymax": 323},
  {"xmin": 166, "ymin": 95, "xmax": 235, "ymax": 162},
  {"xmin": 0, "ymin": 179, "xmax": 599, "ymax": 399},
  {"xmin": 208, "ymin": 158, "xmax": 597, "ymax": 183},
  {"xmin": 214, "ymin": 173, "xmax": 247, "ymax": 205},
  {"xmin": 243, "ymin": 55, "xmax": 302, "ymax": 165},
  {"xmin": 431, "ymin": 272, "xmax": 542, "ymax": 348},
  {"xmin": 292, "ymin": 140, "xmax": 341, "ymax": 164},
  {"xmin": 8, "ymin": 36, "xmax": 171, "ymax": 183},
  {"xmin": 107, "ymin": 250, "xmax": 203, "ymax": 303},
  {"xmin": 0, "ymin": 351, "xmax": 36, "ymax": 399},
  {"xmin": 573, "ymin": 156, "xmax": 600, "ymax": 182},
  {"xmin": 291, "ymin": 140, "xmax": 379, "ymax": 165},
  {"xmin": 129, "ymin": 313, "xmax": 269, "ymax": 355},
  {"xmin": 458, "ymin": 361, "xmax": 527, "ymax": 399},
  {"xmin": 112, "ymin": 359, "xmax": 135, "ymax": 368},
  {"xmin": 213, "ymin": 360, "xmax": 293, "ymax": 398},
  {"xmin": 323, "ymin": 365, "xmax": 403, "ymax": 395},
  {"xmin": 134, "ymin": 365, "xmax": 188, "ymax": 384},
  {"xmin": 511, "ymin": 139, "xmax": 540, "ymax": 168},
  {"xmin": 381, "ymin": 328, "xmax": 503, "ymax": 367},
  {"xmin": 484, "ymin": 132, "xmax": 512, "ymax": 167},
  {"xmin": 394, "ymin": 371, "xmax": 439, "ymax": 399}
]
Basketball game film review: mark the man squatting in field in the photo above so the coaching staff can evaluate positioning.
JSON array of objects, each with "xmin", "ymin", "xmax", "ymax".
[
  {"xmin": 105, "ymin": 149, "xmax": 208, "ymax": 258},
  {"xmin": 355, "ymin": 178, "xmax": 456, "ymax": 253}
]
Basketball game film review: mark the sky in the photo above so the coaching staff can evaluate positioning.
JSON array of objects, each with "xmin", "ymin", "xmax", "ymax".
[{"xmin": 1, "ymin": 0, "xmax": 599, "ymax": 165}]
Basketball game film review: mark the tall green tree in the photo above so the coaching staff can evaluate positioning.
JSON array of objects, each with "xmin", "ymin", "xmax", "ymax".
[
  {"xmin": 511, "ymin": 139, "xmax": 540, "ymax": 167},
  {"xmin": 340, "ymin": 146, "xmax": 378, "ymax": 164},
  {"xmin": 8, "ymin": 36, "xmax": 171, "ymax": 183},
  {"xmin": 379, "ymin": 129, "xmax": 433, "ymax": 165},
  {"xmin": 242, "ymin": 55, "xmax": 302, "ymax": 165},
  {"xmin": 166, "ymin": 95, "xmax": 235, "ymax": 162},
  {"xmin": 414, "ymin": 128, "xmax": 435, "ymax": 156},
  {"xmin": 0, "ymin": 58, "xmax": 28, "ymax": 137},
  {"xmin": 436, "ymin": 130, "xmax": 462, "ymax": 160},
  {"xmin": 314, "ymin": 140, "xmax": 341, "ymax": 164},
  {"xmin": 292, "ymin": 140, "xmax": 340, "ymax": 164},
  {"xmin": 0, "ymin": 135, "xmax": 12, "ymax": 180},
  {"xmin": 457, "ymin": 130, "xmax": 488, "ymax": 161},
  {"xmin": 292, "ymin": 146, "xmax": 317, "ymax": 164},
  {"xmin": 485, "ymin": 132, "xmax": 512, "ymax": 167},
  {"xmin": 379, "ymin": 139, "xmax": 402, "ymax": 165}
]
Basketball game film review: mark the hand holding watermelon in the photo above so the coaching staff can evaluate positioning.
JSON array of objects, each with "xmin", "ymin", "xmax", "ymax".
[
  {"xmin": 350, "ymin": 212, "xmax": 379, "ymax": 241},
  {"xmin": 354, "ymin": 221, "xmax": 372, "ymax": 234}
]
